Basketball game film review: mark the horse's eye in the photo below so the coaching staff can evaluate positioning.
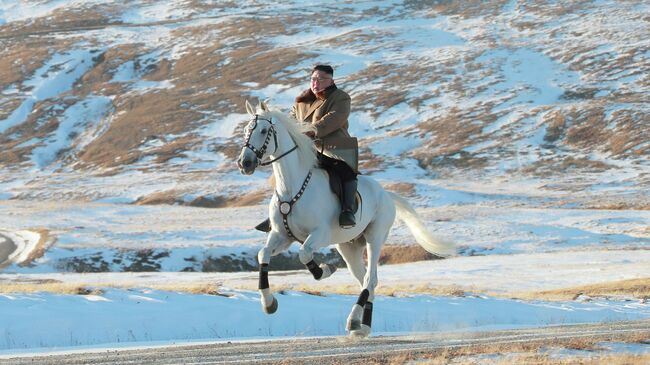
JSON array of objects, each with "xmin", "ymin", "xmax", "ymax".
[{"xmin": 260, "ymin": 129, "xmax": 267, "ymax": 134}]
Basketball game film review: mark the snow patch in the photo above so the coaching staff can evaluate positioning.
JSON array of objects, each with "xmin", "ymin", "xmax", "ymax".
[{"xmin": 0, "ymin": 230, "xmax": 42, "ymax": 266}]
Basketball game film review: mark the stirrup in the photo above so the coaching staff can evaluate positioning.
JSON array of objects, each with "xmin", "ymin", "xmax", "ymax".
[{"xmin": 255, "ymin": 218, "xmax": 271, "ymax": 232}]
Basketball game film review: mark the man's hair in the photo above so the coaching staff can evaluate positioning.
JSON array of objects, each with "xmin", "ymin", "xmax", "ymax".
[{"xmin": 312, "ymin": 64, "xmax": 334, "ymax": 76}]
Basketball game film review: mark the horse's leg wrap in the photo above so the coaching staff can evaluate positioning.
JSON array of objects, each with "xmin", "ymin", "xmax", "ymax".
[
  {"xmin": 347, "ymin": 289, "xmax": 369, "ymax": 332},
  {"xmin": 306, "ymin": 260, "xmax": 323, "ymax": 280},
  {"xmin": 349, "ymin": 301, "xmax": 373, "ymax": 337},
  {"xmin": 357, "ymin": 289, "xmax": 370, "ymax": 306},
  {"xmin": 362, "ymin": 302, "xmax": 373, "ymax": 328},
  {"xmin": 259, "ymin": 263, "xmax": 270, "ymax": 290},
  {"xmin": 258, "ymin": 264, "xmax": 277, "ymax": 314}
]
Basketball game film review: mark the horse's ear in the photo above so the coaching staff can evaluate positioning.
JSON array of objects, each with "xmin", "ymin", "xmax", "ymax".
[
  {"xmin": 245, "ymin": 100, "xmax": 255, "ymax": 116},
  {"xmin": 259, "ymin": 100, "xmax": 269, "ymax": 112}
]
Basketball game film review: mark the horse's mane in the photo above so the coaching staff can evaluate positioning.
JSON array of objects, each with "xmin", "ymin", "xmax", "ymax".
[{"xmin": 264, "ymin": 108, "xmax": 317, "ymax": 171}]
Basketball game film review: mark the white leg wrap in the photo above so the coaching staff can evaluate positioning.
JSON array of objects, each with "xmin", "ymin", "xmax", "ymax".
[
  {"xmin": 318, "ymin": 263, "xmax": 337, "ymax": 280},
  {"xmin": 260, "ymin": 288, "xmax": 274, "ymax": 307},
  {"xmin": 346, "ymin": 304, "xmax": 363, "ymax": 331},
  {"xmin": 298, "ymin": 246, "xmax": 313, "ymax": 265}
]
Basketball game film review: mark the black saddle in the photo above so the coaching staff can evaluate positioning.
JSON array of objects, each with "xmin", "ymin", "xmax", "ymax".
[{"xmin": 319, "ymin": 164, "xmax": 360, "ymax": 215}]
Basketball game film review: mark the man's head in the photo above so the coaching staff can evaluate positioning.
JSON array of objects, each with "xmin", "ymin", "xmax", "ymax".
[{"xmin": 310, "ymin": 64, "xmax": 334, "ymax": 94}]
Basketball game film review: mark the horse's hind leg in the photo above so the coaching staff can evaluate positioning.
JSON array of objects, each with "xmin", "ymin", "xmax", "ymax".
[
  {"xmin": 258, "ymin": 232, "xmax": 291, "ymax": 314},
  {"xmin": 337, "ymin": 238, "xmax": 368, "ymax": 332},
  {"xmin": 348, "ymin": 209, "xmax": 394, "ymax": 337},
  {"xmin": 337, "ymin": 237, "xmax": 366, "ymax": 286}
]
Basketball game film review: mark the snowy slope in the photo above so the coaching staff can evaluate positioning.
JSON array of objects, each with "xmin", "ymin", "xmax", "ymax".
[
  {"xmin": 0, "ymin": 0, "xmax": 648, "ymax": 204},
  {"xmin": 0, "ymin": 0, "xmax": 648, "ymax": 354}
]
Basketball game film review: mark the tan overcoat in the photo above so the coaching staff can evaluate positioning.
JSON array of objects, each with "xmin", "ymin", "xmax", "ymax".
[{"xmin": 291, "ymin": 86, "xmax": 358, "ymax": 171}]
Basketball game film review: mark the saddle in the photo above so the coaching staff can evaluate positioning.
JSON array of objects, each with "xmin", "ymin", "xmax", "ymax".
[{"xmin": 319, "ymin": 162, "xmax": 360, "ymax": 215}]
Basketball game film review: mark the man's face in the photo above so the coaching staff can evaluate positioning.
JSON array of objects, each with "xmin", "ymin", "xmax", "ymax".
[{"xmin": 310, "ymin": 70, "xmax": 334, "ymax": 94}]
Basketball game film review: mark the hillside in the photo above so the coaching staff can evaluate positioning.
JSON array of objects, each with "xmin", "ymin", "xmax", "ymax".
[{"xmin": 0, "ymin": 0, "xmax": 648, "ymax": 207}]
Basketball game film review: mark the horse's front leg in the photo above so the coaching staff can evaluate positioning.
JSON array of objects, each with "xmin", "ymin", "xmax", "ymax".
[
  {"xmin": 299, "ymin": 228, "xmax": 337, "ymax": 281},
  {"xmin": 258, "ymin": 231, "xmax": 292, "ymax": 314}
]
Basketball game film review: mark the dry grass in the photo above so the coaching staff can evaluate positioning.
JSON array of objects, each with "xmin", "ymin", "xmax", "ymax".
[
  {"xmin": 405, "ymin": 353, "xmax": 650, "ymax": 365},
  {"xmin": 520, "ymin": 156, "xmax": 614, "ymax": 176},
  {"xmin": 362, "ymin": 331, "xmax": 650, "ymax": 365},
  {"xmin": 134, "ymin": 189, "xmax": 267, "ymax": 207},
  {"xmin": 584, "ymin": 202, "xmax": 650, "ymax": 211},
  {"xmin": 383, "ymin": 182, "xmax": 416, "ymax": 196},
  {"xmin": 2, "ymin": 276, "xmax": 649, "ymax": 304},
  {"xmin": 0, "ymin": 281, "xmax": 230, "ymax": 296},
  {"xmin": 512, "ymin": 278, "xmax": 650, "ymax": 301},
  {"xmin": 379, "ymin": 244, "xmax": 442, "ymax": 265},
  {"xmin": 0, "ymin": 276, "xmax": 468, "ymax": 298},
  {"xmin": 358, "ymin": 146, "xmax": 385, "ymax": 173},
  {"xmin": 0, "ymin": 282, "xmax": 102, "ymax": 295},
  {"xmin": 270, "ymin": 283, "xmax": 467, "ymax": 298},
  {"xmin": 543, "ymin": 110, "xmax": 567, "ymax": 143},
  {"xmin": 411, "ymin": 104, "xmax": 494, "ymax": 173},
  {"xmin": 0, "ymin": 39, "xmax": 55, "ymax": 90},
  {"xmin": 406, "ymin": 0, "xmax": 511, "ymax": 18}
]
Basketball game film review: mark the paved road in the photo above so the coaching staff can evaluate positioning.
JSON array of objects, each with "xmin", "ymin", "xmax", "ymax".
[
  {"xmin": 0, "ymin": 233, "xmax": 16, "ymax": 267},
  {"xmin": 1, "ymin": 320, "xmax": 648, "ymax": 365}
]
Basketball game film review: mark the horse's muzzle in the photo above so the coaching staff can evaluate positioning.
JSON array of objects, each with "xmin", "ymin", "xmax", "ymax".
[{"xmin": 238, "ymin": 151, "xmax": 258, "ymax": 175}]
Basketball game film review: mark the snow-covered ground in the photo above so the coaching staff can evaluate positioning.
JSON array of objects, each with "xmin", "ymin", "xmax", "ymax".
[
  {"xmin": 0, "ymin": 198, "xmax": 648, "ymax": 352},
  {"xmin": 0, "ymin": 0, "xmax": 648, "ymax": 357},
  {"xmin": 1, "ymin": 287, "xmax": 648, "ymax": 354}
]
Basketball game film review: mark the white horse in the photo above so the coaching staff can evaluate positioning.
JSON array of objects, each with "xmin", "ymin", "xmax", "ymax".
[{"xmin": 237, "ymin": 101, "xmax": 455, "ymax": 337}]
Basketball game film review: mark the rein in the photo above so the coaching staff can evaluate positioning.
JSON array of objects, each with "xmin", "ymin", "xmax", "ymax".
[{"xmin": 260, "ymin": 145, "xmax": 298, "ymax": 166}]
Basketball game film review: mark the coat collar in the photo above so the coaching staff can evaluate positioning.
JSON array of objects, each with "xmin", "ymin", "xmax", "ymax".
[
  {"xmin": 295, "ymin": 84, "xmax": 338, "ymax": 103},
  {"xmin": 315, "ymin": 84, "xmax": 337, "ymax": 100}
]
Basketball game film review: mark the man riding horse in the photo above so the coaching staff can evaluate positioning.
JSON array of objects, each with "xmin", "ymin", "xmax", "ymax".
[{"xmin": 256, "ymin": 64, "xmax": 358, "ymax": 231}]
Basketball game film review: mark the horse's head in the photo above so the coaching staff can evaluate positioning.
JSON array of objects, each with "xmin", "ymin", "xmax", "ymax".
[{"xmin": 237, "ymin": 100, "xmax": 277, "ymax": 175}]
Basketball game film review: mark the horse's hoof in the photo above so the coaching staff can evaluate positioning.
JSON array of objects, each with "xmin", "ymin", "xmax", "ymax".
[
  {"xmin": 349, "ymin": 325, "xmax": 371, "ymax": 338},
  {"xmin": 263, "ymin": 297, "xmax": 278, "ymax": 314},
  {"xmin": 347, "ymin": 319, "xmax": 361, "ymax": 332}
]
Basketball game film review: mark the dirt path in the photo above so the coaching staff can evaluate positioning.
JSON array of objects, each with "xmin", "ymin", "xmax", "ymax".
[
  {"xmin": 0, "ymin": 234, "xmax": 16, "ymax": 267},
  {"xmin": 2, "ymin": 320, "xmax": 648, "ymax": 365}
]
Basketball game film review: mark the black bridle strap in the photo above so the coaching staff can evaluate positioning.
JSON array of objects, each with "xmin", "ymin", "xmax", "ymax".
[
  {"xmin": 260, "ymin": 145, "xmax": 298, "ymax": 166},
  {"xmin": 244, "ymin": 115, "xmax": 277, "ymax": 159},
  {"xmin": 276, "ymin": 170, "xmax": 312, "ymax": 243}
]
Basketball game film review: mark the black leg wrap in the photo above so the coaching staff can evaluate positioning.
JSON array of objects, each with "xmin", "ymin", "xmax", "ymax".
[
  {"xmin": 306, "ymin": 260, "xmax": 323, "ymax": 280},
  {"xmin": 258, "ymin": 264, "xmax": 269, "ymax": 290},
  {"xmin": 356, "ymin": 289, "xmax": 370, "ymax": 307},
  {"xmin": 362, "ymin": 302, "xmax": 373, "ymax": 327}
]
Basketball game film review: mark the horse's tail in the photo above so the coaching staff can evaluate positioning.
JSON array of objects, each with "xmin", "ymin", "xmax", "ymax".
[{"xmin": 388, "ymin": 192, "xmax": 456, "ymax": 258}]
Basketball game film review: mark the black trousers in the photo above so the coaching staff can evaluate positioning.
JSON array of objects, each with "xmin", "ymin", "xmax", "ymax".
[{"xmin": 317, "ymin": 153, "xmax": 357, "ymax": 181}]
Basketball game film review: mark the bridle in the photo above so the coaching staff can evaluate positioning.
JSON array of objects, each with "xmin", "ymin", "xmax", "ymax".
[
  {"xmin": 242, "ymin": 114, "xmax": 311, "ymax": 242},
  {"xmin": 243, "ymin": 115, "xmax": 298, "ymax": 166}
]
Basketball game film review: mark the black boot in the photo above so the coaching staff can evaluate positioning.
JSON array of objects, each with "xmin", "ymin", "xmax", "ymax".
[
  {"xmin": 255, "ymin": 218, "xmax": 271, "ymax": 232},
  {"xmin": 339, "ymin": 179, "xmax": 357, "ymax": 228}
]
